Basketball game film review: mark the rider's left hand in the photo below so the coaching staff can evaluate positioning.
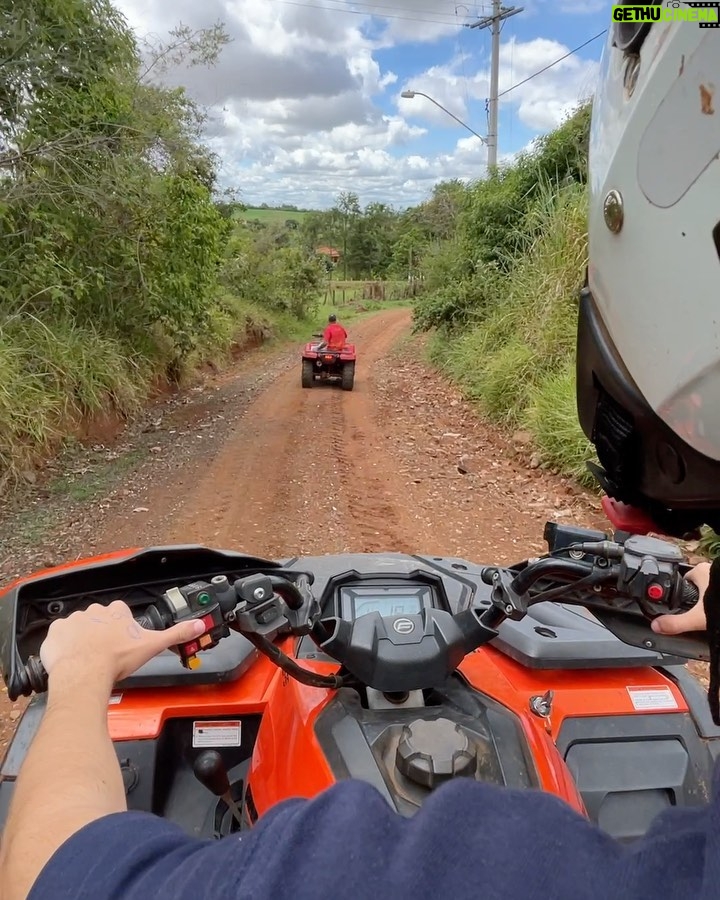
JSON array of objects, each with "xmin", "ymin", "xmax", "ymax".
[{"xmin": 40, "ymin": 600, "xmax": 206, "ymax": 689}]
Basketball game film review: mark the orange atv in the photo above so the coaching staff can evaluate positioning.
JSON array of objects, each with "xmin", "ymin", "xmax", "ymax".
[
  {"xmin": 302, "ymin": 333, "xmax": 355, "ymax": 391},
  {"xmin": 0, "ymin": 519, "xmax": 716, "ymax": 844}
]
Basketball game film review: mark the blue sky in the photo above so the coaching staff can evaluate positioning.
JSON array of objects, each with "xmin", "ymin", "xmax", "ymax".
[
  {"xmin": 114, "ymin": 0, "xmax": 610, "ymax": 208},
  {"xmin": 382, "ymin": 2, "xmax": 607, "ymax": 163}
]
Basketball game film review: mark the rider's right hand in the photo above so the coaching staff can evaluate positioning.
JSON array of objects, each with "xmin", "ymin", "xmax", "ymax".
[{"xmin": 651, "ymin": 562, "xmax": 711, "ymax": 635}]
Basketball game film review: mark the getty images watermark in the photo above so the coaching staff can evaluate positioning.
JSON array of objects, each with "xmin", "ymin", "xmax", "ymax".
[{"xmin": 612, "ymin": 2, "xmax": 720, "ymax": 25}]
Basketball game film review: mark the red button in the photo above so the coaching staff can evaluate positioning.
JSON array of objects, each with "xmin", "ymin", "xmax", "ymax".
[
  {"xmin": 201, "ymin": 613, "xmax": 215, "ymax": 631},
  {"xmin": 647, "ymin": 584, "xmax": 664, "ymax": 601},
  {"xmin": 184, "ymin": 641, "xmax": 199, "ymax": 655}
]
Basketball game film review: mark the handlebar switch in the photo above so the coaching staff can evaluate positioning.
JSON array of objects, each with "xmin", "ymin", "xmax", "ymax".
[
  {"xmin": 646, "ymin": 583, "xmax": 666, "ymax": 602},
  {"xmin": 233, "ymin": 574, "xmax": 290, "ymax": 638},
  {"xmin": 617, "ymin": 535, "xmax": 685, "ymax": 612},
  {"xmin": 159, "ymin": 580, "xmax": 230, "ymax": 670}
]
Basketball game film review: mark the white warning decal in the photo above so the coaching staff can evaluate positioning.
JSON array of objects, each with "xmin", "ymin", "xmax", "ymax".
[
  {"xmin": 627, "ymin": 686, "xmax": 679, "ymax": 711},
  {"xmin": 108, "ymin": 693, "xmax": 123, "ymax": 705},
  {"xmin": 192, "ymin": 720, "xmax": 242, "ymax": 748}
]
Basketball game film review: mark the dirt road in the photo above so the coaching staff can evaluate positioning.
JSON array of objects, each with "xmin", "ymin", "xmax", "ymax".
[
  {"xmin": 0, "ymin": 307, "xmax": 611, "ymax": 744},
  {"xmin": 86, "ymin": 307, "xmax": 604, "ymax": 559}
]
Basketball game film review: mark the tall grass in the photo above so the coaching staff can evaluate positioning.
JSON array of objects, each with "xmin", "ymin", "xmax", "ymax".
[
  {"xmin": 0, "ymin": 315, "xmax": 146, "ymax": 481},
  {"xmin": 431, "ymin": 181, "xmax": 598, "ymax": 483},
  {"xmin": 0, "ymin": 296, "xmax": 287, "ymax": 485}
]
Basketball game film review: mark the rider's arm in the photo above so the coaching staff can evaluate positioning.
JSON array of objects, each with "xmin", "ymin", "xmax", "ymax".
[
  {"xmin": 0, "ymin": 606, "xmax": 204, "ymax": 900},
  {"xmin": 24, "ymin": 755, "xmax": 713, "ymax": 900}
]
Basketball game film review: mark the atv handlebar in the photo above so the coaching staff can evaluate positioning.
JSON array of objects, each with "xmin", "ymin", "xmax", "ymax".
[{"xmin": 14, "ymin": 535, "xmax": 703, "ymax": 697}]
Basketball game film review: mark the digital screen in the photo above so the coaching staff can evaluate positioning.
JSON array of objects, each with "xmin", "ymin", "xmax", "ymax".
[{"xmin": 352, "ymin": 595, "xmax": 423, "ymax": 619}]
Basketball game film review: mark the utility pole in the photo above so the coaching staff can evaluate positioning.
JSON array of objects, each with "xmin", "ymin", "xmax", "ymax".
[{"xmin": 468, "ymin": 2, "xmax": 523, "ymax": 173}]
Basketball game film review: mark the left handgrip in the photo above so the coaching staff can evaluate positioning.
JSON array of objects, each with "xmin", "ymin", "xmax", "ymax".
[
  {"xmin": 16, "ymin": 656, "xmax": 48, "ymax": 696},
  {"xmin": 13, "ymin": 609, "xmax": 166, "ymax": 698}
]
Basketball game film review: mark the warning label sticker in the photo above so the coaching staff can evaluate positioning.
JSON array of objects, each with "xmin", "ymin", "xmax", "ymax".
[
  {"xmin": 627, "ymin": 686, "xmax": 679, "ymax": 711},
  {"xmin": 192, "ymin": 720, "xmax": 242, "ymax": 748},
  {"xmin": 108, "ymin": 693, "xmax": 123, "ymax": 705}
]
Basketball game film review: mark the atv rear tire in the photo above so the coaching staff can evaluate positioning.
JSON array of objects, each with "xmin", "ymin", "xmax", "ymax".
[
  {"xmin": 341, "ymin": 361, "xmax": 355, "ymax": 391},
  {"xmin": 302, "ymin": 360, "xmax": 314, "ymax": 388}
]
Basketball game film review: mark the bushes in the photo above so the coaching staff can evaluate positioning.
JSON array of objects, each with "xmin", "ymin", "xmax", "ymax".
[
  {"xmin": 0, "ymin": 0, "xmax": 329, "ymax": 484},
  {"xmin": 414, "ymin": 103, "xmax": 591, "ymax": 339},
  {"xmin": 425, "ymin": 170, "xmax": 598, "ymax": 484}
]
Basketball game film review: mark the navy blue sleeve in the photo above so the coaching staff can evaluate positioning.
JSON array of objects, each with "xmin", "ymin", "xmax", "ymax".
[{"xmin": 28, "ymin": 775, "xmax": 720, "ymax": 900}]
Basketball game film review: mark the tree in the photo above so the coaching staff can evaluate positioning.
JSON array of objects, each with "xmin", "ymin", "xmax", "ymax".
[
  {"xmin": 0, "ymin": 1, "xmax": 232, "ymax": 354},
  {"xmin": 335, "ymin": 191, "xmax": 360, "ymax": 280}
]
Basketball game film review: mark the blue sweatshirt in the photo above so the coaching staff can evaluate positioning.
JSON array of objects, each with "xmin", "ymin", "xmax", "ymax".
[{"xmin": 27, "ymin": 771, "xmax": 720, "ymax": 900}]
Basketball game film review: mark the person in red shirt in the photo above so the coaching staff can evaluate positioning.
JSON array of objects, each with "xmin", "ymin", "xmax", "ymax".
[{"xmin": 323, "ymin": 314, "xmax": 347, "ymax": 350}]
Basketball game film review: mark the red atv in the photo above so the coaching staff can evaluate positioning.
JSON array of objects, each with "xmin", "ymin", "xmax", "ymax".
[{"xmin": 302, "ymin": 333, "xmax": 356, "ymax": 391}]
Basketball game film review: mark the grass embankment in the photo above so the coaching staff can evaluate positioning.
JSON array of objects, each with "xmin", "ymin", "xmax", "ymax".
[
  {"xmin": 0, "ymin": 297, "xmax": 278, "ymax": 485},
  {"xmin": 426, "ymin": 180, "xmax": 720, "ymax": 558},
  {"xmin": 428, "ymin": 182, "xmax": 597, "ymax": 488}
]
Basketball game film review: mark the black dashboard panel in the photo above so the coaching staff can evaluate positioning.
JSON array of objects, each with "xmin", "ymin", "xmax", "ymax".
[{"xmin": 0, "ymin": 548, "xmax": 688, "ymax": 702}]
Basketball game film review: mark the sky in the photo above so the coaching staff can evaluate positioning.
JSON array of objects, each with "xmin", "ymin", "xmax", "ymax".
[{"xmin": 111, "ymin": 0, "xmax": 610, "ymax": 209}]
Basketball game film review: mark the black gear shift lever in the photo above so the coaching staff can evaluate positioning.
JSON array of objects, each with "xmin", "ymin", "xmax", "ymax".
[{"xmin": 193, "ymin": 750, "xmax": 244, "ymax": 829}]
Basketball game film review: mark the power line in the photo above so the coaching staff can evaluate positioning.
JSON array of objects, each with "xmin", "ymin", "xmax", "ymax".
[
  {"xmin": 270, "ymin": 0, "xmax": 475, "ymax": 25},
  {"xmin": 497, "ymin": 29, "xmax": 607, "ymax": 98},
  {"xmin": 327, "ymin": 0, "xmax": 473, "ymax": 14}
]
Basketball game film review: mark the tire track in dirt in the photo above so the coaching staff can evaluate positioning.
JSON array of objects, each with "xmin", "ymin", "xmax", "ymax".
[
  {"xmin": 94, "ymin": 308, "xmax": 415, "ymax": 558},
  {"xmin": 327, "ymin": 312, "xmax": 423, "ymax": 554}
]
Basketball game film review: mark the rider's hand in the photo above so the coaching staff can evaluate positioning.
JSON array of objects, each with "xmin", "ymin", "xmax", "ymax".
[
  {"xmin": 651, "ymin": 562, "xmax": 710, "ymax": 635},
  {"xmin": 40, "ymin": 600, "xmax": 205, "ymax": 690}
]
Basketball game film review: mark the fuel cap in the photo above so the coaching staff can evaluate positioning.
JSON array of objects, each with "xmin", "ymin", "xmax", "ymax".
[{"xmin": 396, "ymin": 718, "xmax": 477, "ymax": 789}]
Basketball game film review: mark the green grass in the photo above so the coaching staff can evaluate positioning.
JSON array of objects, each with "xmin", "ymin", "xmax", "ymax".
[
  {"xmin": 429, "ymin": 181, "xmax": 599, "ymax": 483},
  {"xmin": 45, "ymin": 447, "xmax": 144, "ymax": 503},
  {"xmin": 0, "ymin": 315, "xmax": 148, "ymax": 482},
  {"xmin": 698, "ymin": 527, "xmax": 720, "ymax": 560},
  {"xmin": 526, "ymin": 363, "xmax": 596, "ymax": 487},
  {"xmin": 0, "ymin": 295, "xmax": 284, "ymax": 486},
  {"xmin": 234, "ymin": 207, "xmax": 314, "ymax": 225}
]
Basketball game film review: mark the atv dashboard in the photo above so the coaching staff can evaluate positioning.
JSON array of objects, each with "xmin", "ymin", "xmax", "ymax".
[{"xmin": 0, "ymin": 545, "xmax": 688, "ymax": 701}]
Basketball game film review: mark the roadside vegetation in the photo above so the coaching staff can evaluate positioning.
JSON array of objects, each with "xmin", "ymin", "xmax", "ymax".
[
  {"xmin": 0, "ymin": 1, "xmax": 416, "ymax": 488},
  {"xmin": 411, "ymin": 105, "xmax": 597, "ymax": 487},
  {"xmin": 408, "ymin": 107, "xmax": 720, "ymax": 557}
]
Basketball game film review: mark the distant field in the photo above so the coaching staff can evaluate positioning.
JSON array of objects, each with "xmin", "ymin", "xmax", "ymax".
[{"xmin": 234, "ymin": 207, "xmax": 314, "ymax": 225}]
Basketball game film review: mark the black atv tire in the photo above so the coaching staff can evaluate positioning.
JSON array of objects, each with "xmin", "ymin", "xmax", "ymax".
[
  {"xmin": 341, "ymin": 361, "xmax": 355, "ymax": 391},
  {"xmin": 302, "ymin": 360, "xmax": 314, "ymax": 389}
]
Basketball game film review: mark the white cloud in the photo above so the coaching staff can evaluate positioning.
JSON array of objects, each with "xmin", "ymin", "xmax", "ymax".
[
  {"xmin": 555, "ymin": 0, "xmax": 607, "ymax": 13},
  {"xmin": 112, "ymin": 0, "xmax": 597, "ymax": 208}
]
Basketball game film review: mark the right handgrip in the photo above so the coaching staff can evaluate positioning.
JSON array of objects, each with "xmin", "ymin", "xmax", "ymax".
[{"xmin": 681, "ymin": 577, "xmax": 700, "ymax": 610}]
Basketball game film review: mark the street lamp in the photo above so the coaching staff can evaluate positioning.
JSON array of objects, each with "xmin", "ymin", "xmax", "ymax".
[{"xmin": 400, "ymin": 90, "xmax": 487, "ymax": 144}]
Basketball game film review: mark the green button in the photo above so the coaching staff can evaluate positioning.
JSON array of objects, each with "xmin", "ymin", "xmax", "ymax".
[{"xmin": 197, "ymin": 592, "xmax": 211, "ymax": 606}]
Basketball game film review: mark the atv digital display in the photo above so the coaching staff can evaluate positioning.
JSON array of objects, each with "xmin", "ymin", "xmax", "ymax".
[
  {"xmin": 339, "ymin": 584, "xmax": 434, "ymax": 621},
  {"xmin": 354, "ymin": 596, "xmax": 422, "ymax": 618}
]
